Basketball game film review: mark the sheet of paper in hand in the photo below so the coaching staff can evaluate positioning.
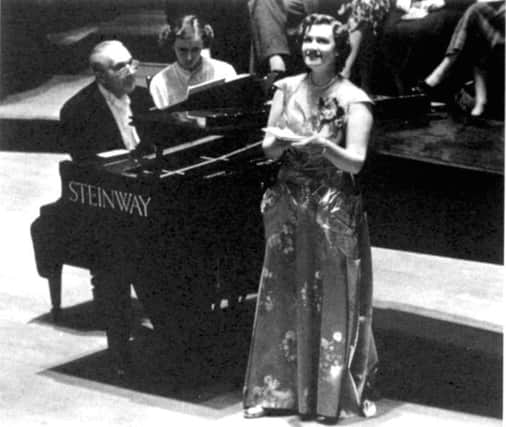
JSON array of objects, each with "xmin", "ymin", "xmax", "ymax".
[{"xmin": 263, "ymin": 127, "xmax": 306, "ymax": 142}]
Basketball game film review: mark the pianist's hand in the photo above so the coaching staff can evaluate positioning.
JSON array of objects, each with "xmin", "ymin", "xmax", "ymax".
[{"xmin": 133, "ymin": 141, "xmax": 157, "ymax": 157}]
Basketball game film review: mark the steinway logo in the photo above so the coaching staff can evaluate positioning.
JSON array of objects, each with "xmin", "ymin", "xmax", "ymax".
[{"xmin": 68, "ymin": 181, "xmax": 151, "ymax": 217}]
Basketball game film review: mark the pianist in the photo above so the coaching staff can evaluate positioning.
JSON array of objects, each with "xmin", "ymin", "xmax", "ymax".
[
  {"xmin": 149, "ymin": 14, "xmax": 237, "ymax": 109},
  {"xmin": 58, "ymin": 40, "xmax": 151, "ymax": 375},
  {"xmin": 59, "ymin": 40, "xmax": 151, "ymax": 162}
]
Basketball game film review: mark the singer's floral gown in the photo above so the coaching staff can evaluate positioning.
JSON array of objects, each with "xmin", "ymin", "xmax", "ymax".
[{"xmin": 243, "ymin": 74, "xmax": 378, "ymax": 420}]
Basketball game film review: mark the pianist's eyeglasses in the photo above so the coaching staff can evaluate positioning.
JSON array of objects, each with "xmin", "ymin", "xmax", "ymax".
[{"xmin": 111, "ymin": 58, "xmax": 140, "ymax": 76}]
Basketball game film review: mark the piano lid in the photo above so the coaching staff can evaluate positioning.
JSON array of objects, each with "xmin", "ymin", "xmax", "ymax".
[
  {"xmin": 133, "ymin": 73, "xmax": 272, "ymax": 131},
  {"xmin": 162, "ymin": 73, "xmax": 270, "ymax": 112}
]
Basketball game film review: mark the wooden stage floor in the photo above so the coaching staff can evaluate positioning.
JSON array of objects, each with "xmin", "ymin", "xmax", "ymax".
[
  {"xmin": 374, "ymin": 111, "xmax": 504, "ymax": 175},
  {"xmin": 0, "ymin": 151, "xmax": 501, "ymax": 426}
]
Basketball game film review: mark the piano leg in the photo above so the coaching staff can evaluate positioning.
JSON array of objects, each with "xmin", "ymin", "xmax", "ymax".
[{"xmin": 48, "ymin": 264, "xmax": 63, "ymax": 322}]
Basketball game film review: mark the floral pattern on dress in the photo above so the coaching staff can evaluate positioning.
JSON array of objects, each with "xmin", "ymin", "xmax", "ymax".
[
  {"xmin": 320, "ymin": 334, "xmax": 346, "ymax": 383},
  {"xmin": 251, "ymin": 375, "xmax": 296, "ymax": 408},
  {"xmin": 280, "ymin": 330, "xmax": 297, "ymax": 362},
  {"xmin": 313, "ymin": 272, "xmax": 323, "ymax": 313},
  {"xmin": 266, "ymin": 222, "xmax": 296, "ymax": 261},
  {"xmin": 300, "ymin": 281, "xmax": 309, "ymax": 308},
  {"xmin": 317, "ymin": 188, "xmax": 362, "ymax": 258},
  {"xmin": 312, "ymin": 96, "xmax": 346, "ymax": 140},
  {"xmin": 258, "ymin": 289, "xmax": 275, "ymax": 313},
  {"xmin": 258, "ymin": 268, "xmax": 275, "ymax": 313},
  {"xmin": 280, "ymin": 223, "xmax": 295, "ymax": 255},
  {"xmin": 300, "ymin": 275, "xmax": 323, "ymax": 311},
  {"xmin": 261, "ymin": 186, "xmax": 281, "ymax": 214}
]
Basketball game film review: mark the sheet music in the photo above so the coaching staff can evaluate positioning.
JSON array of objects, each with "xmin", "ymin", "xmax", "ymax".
[
  {"xmin": 187, "ymin": 78, "xmax": 226, "ymax": 96},
  {"xmin": 187, "ymin": 73, "xmax": 253, "ymax": 97}
]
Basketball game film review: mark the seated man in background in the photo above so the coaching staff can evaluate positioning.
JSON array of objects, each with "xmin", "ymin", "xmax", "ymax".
[
  {"xmin": 59, "ymin": 40, "xmax": 151, "ymax": 375},
  {"xmin": 149, "ymin": 14, "xmax": 237, "ymax": 109}
]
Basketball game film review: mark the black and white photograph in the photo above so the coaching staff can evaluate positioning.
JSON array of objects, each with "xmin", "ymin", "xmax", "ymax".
[{"xmin": 0, "ymin": 0, "xmax": 503, "ymax": 425}]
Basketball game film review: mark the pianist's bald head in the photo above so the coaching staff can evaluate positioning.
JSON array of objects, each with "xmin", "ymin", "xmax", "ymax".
[{"xmin": 89, "ymin": 40, "xmax": 130, "ymax": 72}]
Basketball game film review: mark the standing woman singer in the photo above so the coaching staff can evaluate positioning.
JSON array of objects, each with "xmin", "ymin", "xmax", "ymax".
[{"xmin": 243, "ymin": 13, "xmax": 378, "ymax": 423}]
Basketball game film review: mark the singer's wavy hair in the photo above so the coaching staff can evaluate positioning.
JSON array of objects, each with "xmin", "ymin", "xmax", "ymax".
[
  {"xmin": 297, "ymin": 14, "xmax": 350, "ymax": 73},
  {"xmin": 158, "ymin": 14, "xmax": 214, "ymax": 50}
]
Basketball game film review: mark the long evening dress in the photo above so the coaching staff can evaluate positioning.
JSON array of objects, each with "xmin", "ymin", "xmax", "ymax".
[{"xmin": 243, "ymin": 73, "xmax": 378, "ymax": 420}]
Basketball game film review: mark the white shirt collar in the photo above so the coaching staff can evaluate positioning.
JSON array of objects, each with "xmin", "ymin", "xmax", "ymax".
[{"xmin": 98, "ymin": 83, "xmax": 131, "ymax": 109}]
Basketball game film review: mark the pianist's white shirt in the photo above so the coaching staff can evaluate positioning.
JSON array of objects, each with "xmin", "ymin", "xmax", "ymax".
[
  {"xmin": 149, "ymin": 56, "xmax": 236, "ymax": 109},
  {"xmin": 98, "ymin": 83, "xmax": 140, "ymax": 151}
]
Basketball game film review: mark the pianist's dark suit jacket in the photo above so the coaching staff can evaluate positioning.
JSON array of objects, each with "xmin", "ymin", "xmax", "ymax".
[{"xmin": 59, "ymin": 82, "xmax": 152, "ymax": 162}]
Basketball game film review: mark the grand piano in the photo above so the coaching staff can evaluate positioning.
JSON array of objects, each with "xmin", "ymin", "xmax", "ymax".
[{"xmin": 31, "ymin": 74, "xmax": 277, "ymax": 343}]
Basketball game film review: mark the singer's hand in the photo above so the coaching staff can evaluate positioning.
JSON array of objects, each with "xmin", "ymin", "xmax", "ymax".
[{"xmin": 291, "ymin": 133, "xmax": 328, "ymax": 155}]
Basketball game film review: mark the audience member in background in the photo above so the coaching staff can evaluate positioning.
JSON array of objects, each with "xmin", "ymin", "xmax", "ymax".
[
  {"xmin": 150, "ymin": 14, "xmax": 237, "ymax": 109},
  {"xmin": 243, "ymin": 13, "xmax": 377, "ymax": 422},
  {"xmin": 381, "ymin": 0, "xmax": 475, "ymax": 95},
  {"xmin": 59, "ymin": 40, "xmax": 151, "ymax": 375},
  {"xmin": 248, "ymin": 0, "xmax": 390, "ymax": 92},
  {"xmin": 421, "ymin": 1, "xmax": 505, "ymax": 118}
]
